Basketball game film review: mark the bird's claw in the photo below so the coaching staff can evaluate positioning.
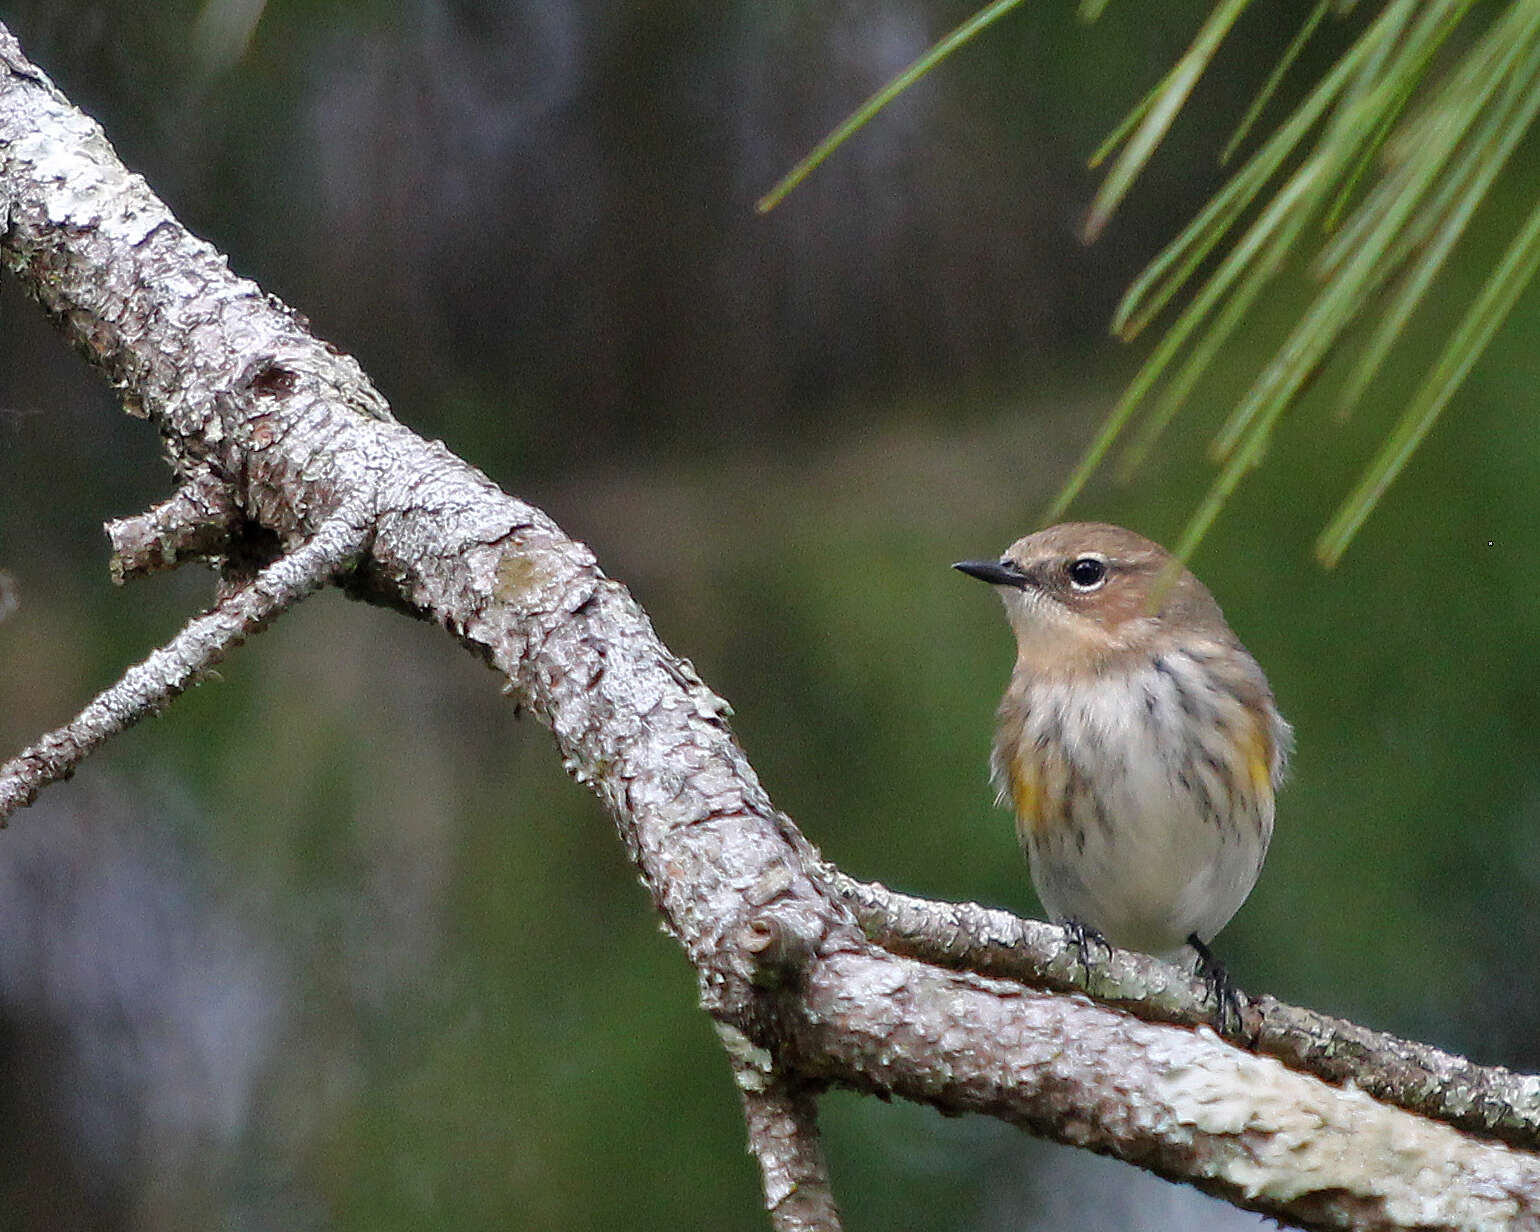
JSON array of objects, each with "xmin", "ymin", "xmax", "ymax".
[
  {"xmin": 1188, "ymin": 932, "xmax": 1247, "ymax": 1036},
  {"xmin": 1060, "ymin": 918, "xmax": 1112, "ymax": 985}
]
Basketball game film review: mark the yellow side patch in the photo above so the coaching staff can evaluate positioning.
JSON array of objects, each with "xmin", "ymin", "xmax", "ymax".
[
  {"xmin": 1009, "ymin": 750, "xmax": 1050, "ymax": 838},
  {"xmin": 1011, "ymin": 763, "xmax": 1039, "ymax": 823},
  {"xmin": 1244, "ymin": 720, "xmax": 1275, "ymax": 800}
]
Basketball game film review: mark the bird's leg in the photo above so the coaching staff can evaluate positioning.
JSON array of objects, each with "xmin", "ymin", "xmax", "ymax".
[
  {"xmin": 1188, "ymin": 933, "xmax": 1246, "ymax": 1036},
  {"xmin": 1059, "ymin": 918, "xmax": 1112, "ymax": 985}
]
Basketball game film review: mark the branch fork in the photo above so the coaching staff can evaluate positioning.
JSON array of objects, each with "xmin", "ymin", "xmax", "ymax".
[{"xmin": 0, "ymin": 493, "xmax": 371, "ymax": 822}]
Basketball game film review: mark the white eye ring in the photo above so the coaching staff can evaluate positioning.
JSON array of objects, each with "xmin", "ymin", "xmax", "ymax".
[{"xmin": 1066, "ymin": 554, "xmax": 1109, "ymax": 591}]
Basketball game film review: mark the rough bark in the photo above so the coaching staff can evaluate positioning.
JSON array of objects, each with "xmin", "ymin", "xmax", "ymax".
[
  {"xmin": 2, "ymin": 23, "xmax": 1539, "ymax": 1231},
  {"xmin": 830, "ymin": 871, "xmax": 1540, "ymax": 1148}
]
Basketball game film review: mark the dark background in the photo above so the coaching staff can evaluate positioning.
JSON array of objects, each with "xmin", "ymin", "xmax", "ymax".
[{"xmin": 1, "ymin": 2, "xmax": 1537, "ymax": 1229}]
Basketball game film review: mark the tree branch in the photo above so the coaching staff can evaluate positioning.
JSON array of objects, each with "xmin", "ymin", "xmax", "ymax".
[
  {"xmin": 3, "ymin": 22, "xmax": 1538, "ymax": 1230},
  {"xmin": 0, "ymin": 504, "xmax": 370, "ymax": 820},
  {"xmin": 724, "ymin": 1026, "xmax": 843, "ymax": 1232},
  {"xmin": 105, "ymin": 470, "xmax": 242, "ymax": 584},
  {"xmin": 827, "ymin": 870, "xmax": 1540, "ymax": 1150}
]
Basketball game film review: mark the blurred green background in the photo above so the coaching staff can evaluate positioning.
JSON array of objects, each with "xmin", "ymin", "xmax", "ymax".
[{"xmin": 1, "ymin": 2, "xmax": 1537, "ymax": 1230}]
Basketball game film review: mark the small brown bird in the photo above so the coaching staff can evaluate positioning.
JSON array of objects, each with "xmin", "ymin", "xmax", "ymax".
[{"xmin": 955, "ymin": 523, "xmax": 1290, "ymax": 1016}]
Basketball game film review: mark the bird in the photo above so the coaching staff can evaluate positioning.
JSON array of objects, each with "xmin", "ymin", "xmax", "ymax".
[{"xmin": 954, "ymin": 522, "xmax": 1290, "ymax": 1026}]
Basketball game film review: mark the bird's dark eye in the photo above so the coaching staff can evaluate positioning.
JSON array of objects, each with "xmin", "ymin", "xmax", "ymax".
[{"xmin": 1067, "ymin": 556, "xmax": 1108, "ymax": 590}]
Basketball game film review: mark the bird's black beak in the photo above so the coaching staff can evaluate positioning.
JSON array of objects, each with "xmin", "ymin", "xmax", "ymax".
[{"xmin": 953, "ymin": 559, "xmax": 1026, "ymax": 588}]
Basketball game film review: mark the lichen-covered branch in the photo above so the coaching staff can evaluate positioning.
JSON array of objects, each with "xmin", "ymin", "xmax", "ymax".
[
  {"xmin": 788, "ymin": 949, "xmax": 1540, "ymax": 1230},
  {"xmin": 827, "ymin": 870, "xmax": 1540, "ymax": 1150},
  {"xmin": 724, "ymin": 1031, "xmax": 843, "ymax": 1232},
  {"xmin": 3, "ymin": 22, "xmax": 1539, "ymax": 1230},
  {"xmin": 106, "ymin": 470, "xmax": 242, "ymax": 584},
  {"xmin": 0, "ymin": 505, "xmax": 371, "ymax": 820}
]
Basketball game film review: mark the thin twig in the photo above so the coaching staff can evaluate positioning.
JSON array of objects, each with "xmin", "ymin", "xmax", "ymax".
[{"xmin": 0, "ymin": 507, "xmax": 370, "ymax": 822}]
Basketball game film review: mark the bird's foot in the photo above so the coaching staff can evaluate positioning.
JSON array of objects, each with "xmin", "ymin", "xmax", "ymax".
[
  {"xmin": 1059, "ymin": 918, "xmax": 1112, "ymax": 985},
  {"xmin": 1188, "ymin": 933, "xmax": 1246, "ymax": 1036}
]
